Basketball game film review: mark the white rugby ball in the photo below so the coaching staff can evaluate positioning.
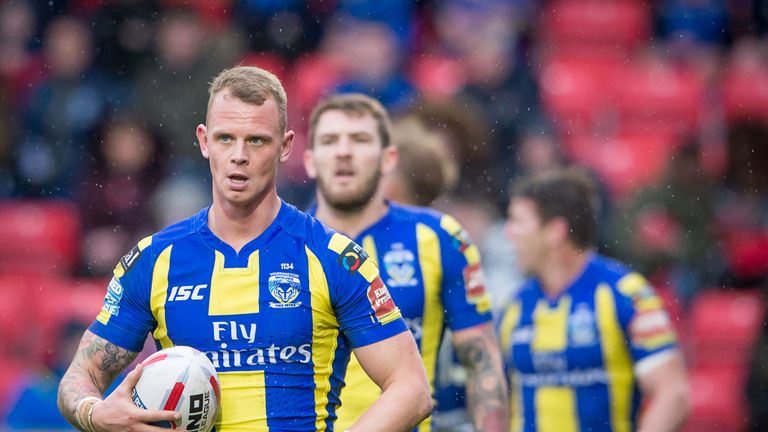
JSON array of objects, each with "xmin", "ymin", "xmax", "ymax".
[{"xmin": 132, "ymin": 346, "xmax": 220, "ymax": 432}]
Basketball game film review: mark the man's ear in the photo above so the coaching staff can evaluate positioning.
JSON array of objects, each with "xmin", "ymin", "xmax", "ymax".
[
  {"xmin": 546, "ymin": 216, "xmax": 570, "ymax": 246},
  {"xmin": 279, "ymin": 130, "xmax": 295, "ymax": 163},
  {"xmin": 381, "ymin": 144, "xmax": 399, "ymax": 176},
  {"xmin": 196, "ymin": 124, "xmax": 209, "ymax": 159},
  {"xmin": 303, "ymin": 146, "xmax": 317, "ymax": 179}
]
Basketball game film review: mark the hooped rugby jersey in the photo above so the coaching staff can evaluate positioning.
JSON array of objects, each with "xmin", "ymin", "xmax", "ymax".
[
  {"xmin": 309, "ymin": 203, "xmax": 493, "ymax": 432},
  {"xmin": 498, "ymin": 254, "xmax": 678, "ymax": 432},
  {"xmin": 89, "ymin": 201, "xmax": 407, "ymax": 431}
]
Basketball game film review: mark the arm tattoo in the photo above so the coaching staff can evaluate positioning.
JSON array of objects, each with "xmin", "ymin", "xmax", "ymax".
[
  {"xmin": 455, "ymin": 327, "xmax": 510, "ymax": 432},
  {"xmin": 57, "ymin": 331, "xmax": 138, "ymax": 428}
]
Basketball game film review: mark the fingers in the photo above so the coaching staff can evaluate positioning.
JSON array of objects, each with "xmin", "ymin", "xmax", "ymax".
[
  {"xmin": 122, "ymin": 362, "xmax": 144, "ymax": 389},
  {"xmin": 134, "ymin": 407, "xmax": 181, "ymax": 424},
  {"xmin": 135, "ymin": 424, "xmax": 187, "ymax": 432}
]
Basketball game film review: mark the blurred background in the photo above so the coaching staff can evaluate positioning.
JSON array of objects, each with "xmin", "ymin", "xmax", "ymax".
[{"xmin": 0, "ymin": 0, "xmax": 766, "ymax": 430}]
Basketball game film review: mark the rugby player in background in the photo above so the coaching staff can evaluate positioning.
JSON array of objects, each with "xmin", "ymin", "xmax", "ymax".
[
  {"xmin": 57, "ymin": 66, "xmax": 432, "ymax": 432},
  {"xmin": 304, "ymin": 93, "xmax": 509, "ymax": 432},
  {"xmin": 499, "ymin": 167, "xmax": 689, "ymax": 431}
]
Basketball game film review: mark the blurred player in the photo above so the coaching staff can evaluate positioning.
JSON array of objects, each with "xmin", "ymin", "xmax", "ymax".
[
  {"xmin": 499, "ymin": 167, "xmax": 690, "ymax": 431},
  {"xmin": 57, "ymin": 66, "xmax": 432, "ymax": 432},
  {"xmin": 304, "ymin": 93, "xmax": 509, "ymax": 432}
]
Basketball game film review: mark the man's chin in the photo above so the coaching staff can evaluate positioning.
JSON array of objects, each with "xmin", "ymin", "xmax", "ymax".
[{"xmin": 325, "ymin": 194, "xmax": 372, "ymax": 212}]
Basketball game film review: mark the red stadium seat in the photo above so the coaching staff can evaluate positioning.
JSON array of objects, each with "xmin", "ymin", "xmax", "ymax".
[
  {"xmin": 722, "ymin": 63, "xmax": 768, "ymax": 123},
  {"xmin": 0, "ymin": 356, "xmax": 26, "ymax": 414},
  {"xmin": 613, "ymin": 61, "xmax": 704, "ymax": 135},
  {"xmin": 0, "ymin": 275, "xmax": 36, "ymax": 359},
  {"xmin": 684, "ymin": 365, "xmax": 749, "ymax": 432},
  {"xmin": 539, "ymin": 0, "xmax": 650, "ymax": 58},
  {"xmin": 241, "ymin": 52, "xmax": 289, "ymax": 82},
  {"xmin": 688, "ymin": 289, "xmax": 765, "ymax": 368},
  {"xmin": 287, "ymin": 53, "xmax": 343, "ymax": 116},
  {"xmin": 34, "ymin": 278, "xmax": 107, "ymax": 365},
  {"xmin": 408, "ymin": 55, "xmax": 466, "ymax": 100},
  {"xmin": 563, "ymin": 132, "xmax": 678, "ymax": 198},
  {"xmin": 539, "ymin": 57, "xmax": 624, "ymax": 134},
  {"xmin": 0, "ymin": 200, "xmax": 80, "ymax": 276}
]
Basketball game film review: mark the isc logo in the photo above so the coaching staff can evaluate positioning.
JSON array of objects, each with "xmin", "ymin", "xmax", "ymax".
[{"xmin": 168, "ymin": 285, "xmax": 208, "ymax": 301}]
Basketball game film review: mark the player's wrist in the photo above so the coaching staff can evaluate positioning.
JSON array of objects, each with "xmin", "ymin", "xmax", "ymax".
[{"xmin": 74, "ymin": 396, "xmax": 101, "ymax": 432}]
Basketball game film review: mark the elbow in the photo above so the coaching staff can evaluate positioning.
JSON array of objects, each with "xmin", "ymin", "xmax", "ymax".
[
  {"xmin": 414, "ymin": 384, "xmax": 433, "ymax": 423},
  {"xmin": 675, "ymin": 382, "xmax": 692, "ymax": 423}
]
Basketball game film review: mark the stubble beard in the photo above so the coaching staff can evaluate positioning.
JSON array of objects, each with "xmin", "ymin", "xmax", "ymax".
[{"xmin": 317, "ymin": 168, "xmax": 382, "ymax": 213}]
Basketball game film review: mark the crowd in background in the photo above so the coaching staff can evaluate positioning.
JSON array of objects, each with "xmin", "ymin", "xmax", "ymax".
[{"xmin": 0, "ymin": 0, "xmax": 767, "ymax": 430}]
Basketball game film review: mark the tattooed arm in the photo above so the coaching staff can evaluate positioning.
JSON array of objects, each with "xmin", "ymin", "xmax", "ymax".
[
  {"xmin": 57, "ymin": 330, "xmax": 179, "ymax": 431},
  {"xmin": 453, "ymin": 323, "xmax": 510, "ymax": 432}
]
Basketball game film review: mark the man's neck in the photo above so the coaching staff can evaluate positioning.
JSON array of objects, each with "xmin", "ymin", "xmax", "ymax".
[
  {"xmin": 314, "ymin": 192, "xmax": 389, "ymax": 239},
  {"xmin": 208, "ymin": 191, "xmax": 282, "ymax": 253},
  {"xmin": 537, "ymin": 246, "xmax": 592, "ymax": 299}
]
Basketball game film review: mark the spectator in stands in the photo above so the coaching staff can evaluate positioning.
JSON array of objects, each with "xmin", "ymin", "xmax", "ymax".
[
  {"xmin": 233, "ymin": 0, "xmax": 330, "ymax": 61},
  {"xmin": 658, "ymin": 0, "xmax": 730, "ymax": 47},
  {"xmin": 436, "ymin": 0, "xmax": 547, "ymax": 203},
  {"xmin": 333, "ymin": 18, "xmax": 417, "ymax": 110},
  {"xmin": 0, "ymin": 0, "xmax": 44, "ymax": 104},
  {"xmin": 15, "ymin": 16, "xmax": 128, "ymax": 198},
  {"xmin": 77, "ymin": 115, "xmax": 164, "ymax": 276},
  {"xmin": 89, "ymin": 0, "xmax": 160, "ymax": 80},
  {"xmin": 615, "ymin": 142, "xmax": 719, "ymax": 301},
  {"xmin": 715, "ymin": 122, "xmax": 768, "ymax": 287},
  {"xmin": 135, "ymin": 7, "xmax": 233, "ymax": 178}
]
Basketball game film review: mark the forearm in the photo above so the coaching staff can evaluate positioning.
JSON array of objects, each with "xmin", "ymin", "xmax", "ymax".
[
  {"xmin": 57, "ymin": 331, "xmax": 137, "ymax": 428},
  {"xmin": 348, "ymin": 379, "xmax": 432, "ymax": 432},
  {"xmin": 454, "ymin": 325, "xmax": 510, "ymax": 432},
  {"xmin": 637, "ymin": 387, "xmax": 689, "ymax": 432}
]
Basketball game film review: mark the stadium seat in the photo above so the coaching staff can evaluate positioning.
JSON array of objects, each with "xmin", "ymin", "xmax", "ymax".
[
  {"xmin": 614, "ymin": 61, "xmax": 704, "ymax": 135},
  {"xmin": 0, "ymin": 356, "xmax": 26, "ymax": 414},
  {"xmin": 688, "ymin": 289, "xmax": 765, "ymax": 368},
  {"xmin": 722, "ymin": 63, "xmax": 768, "ymax": 123},
  {"xmin": 0, "ymin": 201, "xmax": 80, "ymax": 276},
  {"xmin": 539, "ymin": 57, "xmax": 623, "ymax": 134},
  {"xmin": 287, "ymin": 53, "xmax": 343, "ymax": 116},
  {"xmin": 0, "ymin": 275, "xmax": 35, "ymax": 360},
  {"xmin": 684, "ymin": 365, "xmax": 749, "ymax": 432},
  {"xmin": 539, "ymin": 0, "xmax": 650, "ymax": 58},
  {"xmin": 720, "ymin": 229, "xmax": 768, "ymax": 280},
  {"xmin": 34, "ymin": 278, "xmax": 106, "ymax": 366},
  {"xmin": 563, "ymin": 132, "xmax": 678, "ymax": 198},
  {"xmin": 408, "ymin": 55, "xmax": 466, "ymax": 100},
  {"xmin": 241, "ymin": 52, "xmax": 289, "ymax": 82}
]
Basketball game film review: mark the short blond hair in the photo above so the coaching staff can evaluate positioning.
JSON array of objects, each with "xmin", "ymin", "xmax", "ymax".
[
  {"xmin": 308, "ymin": 93, "xmax": 392, "ymax": 148},
  {"xmin": 207, "ymin": 66, "xmax": 288, "ymax": 132}
]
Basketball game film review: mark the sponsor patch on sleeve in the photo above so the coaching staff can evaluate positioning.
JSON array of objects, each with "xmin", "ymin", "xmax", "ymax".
[
  {"xmin": 338, "ymin": 241, "xmax": 370, "ymax": 273},
  {"xmin": 96, "ymin": 276, "xmax": 124, "ymax": 324},
  {"xmin": 629, "ymin": 308, "xmax": 676, "ymax": 350},
  {"xmin": 366, "ymin": 276, "xmax": 400, "ymax": 324},
  {"xmin": 120, "ymin": 244, "xmax": 142, "ymax": 274}
]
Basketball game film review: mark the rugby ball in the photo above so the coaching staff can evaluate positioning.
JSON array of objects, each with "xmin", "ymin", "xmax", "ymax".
[{"xmin": 132, "ymin": 346, "xmax": 220, "ymax": 432}]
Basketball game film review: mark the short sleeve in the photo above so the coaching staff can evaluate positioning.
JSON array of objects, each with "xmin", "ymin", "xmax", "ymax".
[
  {"xmin": 438, "ymin": 215, "xmax": 493, "ymax": 331},
  {"xmin": 614, "ymin": 272, "xmax": 678, "ymax": 375},
  {"xmin": 325, "ymin": 233, "xmax": 408, "ymax": 348},
  {"xmin": 88, "ymin": 237, "xmax": 156, "ymax": 352}
]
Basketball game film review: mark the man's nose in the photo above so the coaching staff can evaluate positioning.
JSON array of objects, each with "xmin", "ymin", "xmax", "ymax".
[{"xmin": 231, "ymin": 141, "xmax": 248, "ymax": 164}]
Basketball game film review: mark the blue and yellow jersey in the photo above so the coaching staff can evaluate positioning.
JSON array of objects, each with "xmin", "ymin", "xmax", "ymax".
[
  {"xmin": 89, "ymin": 201, "xmax": 407, "ymax": 431},
  {"xmin": 498, "ymin": 254, "xmax": 678, "ymax": 432},
  {"xmin": 310, "ymin": 203, "xmax": 493, "ymax": 431}
]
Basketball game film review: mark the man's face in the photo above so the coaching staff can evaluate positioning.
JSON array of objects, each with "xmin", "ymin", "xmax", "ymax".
[
  {"xmin": 197, "ymin": 90, "xmax": 293, "ymax": 209},
  {"xmin": 304, "ymin": 109, "xmax": 395, "ymax": 212},
  {"xmin": 505, "ymin": 197, "xmax": 549, "ymax": 275}
]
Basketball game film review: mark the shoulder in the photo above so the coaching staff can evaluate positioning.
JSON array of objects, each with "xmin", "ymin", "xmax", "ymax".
[
  {"xmin": 116, "ymin": 209, "xmax": 204, "ymax": 276},
  {"xmin": 142, "ymin": 209, "xmax": 205, "ymax": 255},
  {"xmin": 589, "ymin": 254, "xmax": 656, "ymax": 306}
]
